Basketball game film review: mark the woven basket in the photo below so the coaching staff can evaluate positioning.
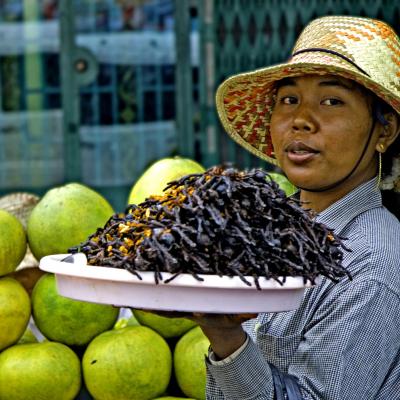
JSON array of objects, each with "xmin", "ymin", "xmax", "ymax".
[
  {"xmin": 0, "ymin": 192, "xmax": 39, "ymax": 228},
  {"xmin": 0, "ymin": 192, "xmax": 40, "ymax": 270}
]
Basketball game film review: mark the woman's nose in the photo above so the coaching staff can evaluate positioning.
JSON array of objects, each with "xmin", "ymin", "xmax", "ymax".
[{"xmin": 292, "ymin": 106, "xmax": 317, "ymax": 133}]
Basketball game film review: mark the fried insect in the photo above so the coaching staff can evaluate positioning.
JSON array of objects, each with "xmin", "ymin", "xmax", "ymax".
[{"xmin": 69, "ymin": 166, "xmax": 351, "ymax": 288}]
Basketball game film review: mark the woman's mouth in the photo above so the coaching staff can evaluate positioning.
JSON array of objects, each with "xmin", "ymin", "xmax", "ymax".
[{"xmin": 285, "ymin": 141, "xmax": 319, "ymax": 163}]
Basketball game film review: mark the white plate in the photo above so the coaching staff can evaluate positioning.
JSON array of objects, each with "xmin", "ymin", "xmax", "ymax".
[{"xmin": 39, "ymin": 253, "xmax": 314, "ymax": 313}]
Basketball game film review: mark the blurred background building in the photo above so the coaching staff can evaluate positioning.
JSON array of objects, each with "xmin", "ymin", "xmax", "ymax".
[{"xmin": 0, "ymin": 0, "xmax": 399, "ymax": 211}]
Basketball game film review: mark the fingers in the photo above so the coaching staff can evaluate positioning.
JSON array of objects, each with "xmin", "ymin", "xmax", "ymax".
[
  {"xmin": 139, "ymin": 309, "xmax": 194, "ymax": 319},
  {"xmin": 136, "ymin": 310, "xmax": 258, "ymax": 328},
  {"xmin": 238, "ymin": 313, "xmax": 258, "ymax": 319}
]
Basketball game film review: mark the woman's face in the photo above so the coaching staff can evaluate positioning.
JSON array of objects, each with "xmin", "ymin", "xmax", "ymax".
[{"xmin": 270, "ymin": 75, "xmax": 378, "ymax": 194}]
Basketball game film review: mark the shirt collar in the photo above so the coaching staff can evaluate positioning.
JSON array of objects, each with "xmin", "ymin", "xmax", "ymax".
[{"xmin": 315, "ymin": 178, "xmax": 382, "ymax": 234}]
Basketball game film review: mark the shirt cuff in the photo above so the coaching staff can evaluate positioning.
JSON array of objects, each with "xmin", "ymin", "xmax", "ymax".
[
  {"xmin": 208, "ymin": 336, "xmax": 250, "ymax": 365},
  {"xmin": 206, "ymin": 335, "xmax": 274, "ymax": 400}
]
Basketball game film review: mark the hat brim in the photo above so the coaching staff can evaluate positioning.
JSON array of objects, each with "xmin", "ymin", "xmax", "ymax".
[{"xmin": 216, "ymin": 60, "xmax": 400, "ymax": 166}]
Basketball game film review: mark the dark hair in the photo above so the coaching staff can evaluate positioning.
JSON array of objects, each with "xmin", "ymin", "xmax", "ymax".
[
  {"xmin": 371, "ymin": 98, "xmax": 399, "ymax": 175},
  {"xmin": 370, "ymin": 98, "xmax": 400, "ymax": 219}
]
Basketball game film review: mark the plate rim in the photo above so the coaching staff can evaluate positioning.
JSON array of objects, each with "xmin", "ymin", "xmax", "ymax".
[{"xmin": 39, "ymin": 253, "xmax": 314, "ymax": 291}]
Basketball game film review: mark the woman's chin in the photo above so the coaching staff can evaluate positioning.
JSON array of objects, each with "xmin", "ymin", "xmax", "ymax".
[{"xmin": 283, "ymin": 171, "xmax": 318, "ymax": 190}]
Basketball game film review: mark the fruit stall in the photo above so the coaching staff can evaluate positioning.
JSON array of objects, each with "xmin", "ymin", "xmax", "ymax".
[{"xmin": 0, "ymin": 157, "xmax": 299, "ymax": 399}]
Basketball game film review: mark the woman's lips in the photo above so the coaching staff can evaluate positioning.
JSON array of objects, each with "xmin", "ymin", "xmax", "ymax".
[{"xmin": 285, "ymin": 141, "xmax": 319, "ymax": 163}]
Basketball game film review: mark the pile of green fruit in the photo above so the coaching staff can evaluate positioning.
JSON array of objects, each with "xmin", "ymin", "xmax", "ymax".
[
  {"xmin": 0, "ymin": 156, "xmax": 296, "ymax": 400},
  {"xmin": 0, "ymin": 279, "xmax": 209, "ymax": 400}
]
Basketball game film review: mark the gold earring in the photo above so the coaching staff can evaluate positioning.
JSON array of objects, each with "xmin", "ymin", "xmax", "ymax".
[
  {"xmin": 376, "ymin": 151, "xmax": 382, "ymax": 190},
  {"xmin": 379, "ymin": 143, "xmax": 385, "ymax": 152}
]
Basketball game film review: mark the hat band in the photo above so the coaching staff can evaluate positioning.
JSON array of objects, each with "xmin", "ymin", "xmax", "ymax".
[{"xmin": 291, "ymin": 48, "xmax": 370, "ymax": 77}]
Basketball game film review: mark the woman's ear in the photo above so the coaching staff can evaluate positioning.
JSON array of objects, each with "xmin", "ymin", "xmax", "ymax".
[{"xmin": 376, "ymin": 113, "xmax": 400, "ymax": 153}]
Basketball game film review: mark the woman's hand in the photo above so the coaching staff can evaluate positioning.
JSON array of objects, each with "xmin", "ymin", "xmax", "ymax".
[
  {"xmin": 149, "ymin": 310, "xmax": 257, "ymax": 360},
  {"xmin": 190, "ymin": 313, "xmax": 257, "ymax": 360}
]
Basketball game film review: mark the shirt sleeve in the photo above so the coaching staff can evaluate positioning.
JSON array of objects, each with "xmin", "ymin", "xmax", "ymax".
[
  {"xmin": 205, "ymin": 279, "xmax": 400, "ymax": 400},
  {"xmin": 206, "ymin": 335, "xmax": 275, "ymax": 400}
]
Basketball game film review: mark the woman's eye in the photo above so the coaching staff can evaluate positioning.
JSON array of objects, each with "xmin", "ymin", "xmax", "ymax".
[
  {"xmin": 322, "ymin": 98, "xmax": 343, "ymax": 106},
  {"xmin": 280, "ymin": 96, "xmax": 297, "ymax": 105}
]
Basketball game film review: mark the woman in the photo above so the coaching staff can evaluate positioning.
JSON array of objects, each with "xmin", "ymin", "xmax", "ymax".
[{"xmin": 195, "ymin": 16, "xmax": 400, "ymax": 400}]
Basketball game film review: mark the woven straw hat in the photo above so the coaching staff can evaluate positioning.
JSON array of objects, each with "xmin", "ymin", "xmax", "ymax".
[{"xmin": 216, "ymin": 15, "xmax": 400, "ymax": 182}]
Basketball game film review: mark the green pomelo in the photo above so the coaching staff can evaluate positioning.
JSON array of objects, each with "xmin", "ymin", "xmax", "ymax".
[
  {"xmin": 132, "ymin": 309, "xmax": 197, "ymax": 338},
  {"xmin": 32, "ymin": 274, "xmax": 119, "ymax": 346},
  {"xmin": 128, "ymin": 156, "xmax": 205, "ymax": 205},
  {"xmin": 0, "ymin": 277, "xmax": 31, "ymax": 351},
  {"xmin": 27, "ymin": 183, "xmax": 114, "ymax": 260},
  {"xmin": 0, "ymin": 210, "xmax": 27, "ymax": 276},
  {"xmin": 0, "ymin": 342, "xmax": 81, "ymax": 400},
  {"xmin": 82, "ymin": 326, "xmax": 172, "ymax": 400},
  {"xmin": 267, "ymin": 172, "xmax": 297, "ymax": 196},
  {"xmin": 174, "ymin": 326, "xmax": 210, "ymax": 400}
]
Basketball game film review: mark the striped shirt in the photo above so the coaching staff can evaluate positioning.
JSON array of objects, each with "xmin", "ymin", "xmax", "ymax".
[{"xmin": 206, "ymin": 178, "xmax": 400, "ymax": 400}]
